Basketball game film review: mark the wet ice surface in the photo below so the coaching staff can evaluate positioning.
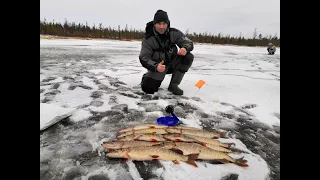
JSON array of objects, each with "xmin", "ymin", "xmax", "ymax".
[{"xmin": 40, "ymin": 39, "xmax": 280, "ymax": 180}]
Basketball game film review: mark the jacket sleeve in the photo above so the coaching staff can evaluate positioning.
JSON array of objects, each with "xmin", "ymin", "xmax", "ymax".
[
  {"xmin": 139, "ymin": 38, "xmax": 158, "ymax": 72},
  {"xmin": 174, "ymin": 30, "xmax": 194, "ymax": 53}
]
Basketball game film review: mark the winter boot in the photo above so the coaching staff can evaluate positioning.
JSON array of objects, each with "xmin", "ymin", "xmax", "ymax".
[{"xmin": 168, "ymin": 71, "xmax": 185, "ymax": 95}]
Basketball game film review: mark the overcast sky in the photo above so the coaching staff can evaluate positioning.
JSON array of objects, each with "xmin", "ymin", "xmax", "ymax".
[{"xmin": 40, "ymin": 0, "xmax": 280, "ymax": 38}]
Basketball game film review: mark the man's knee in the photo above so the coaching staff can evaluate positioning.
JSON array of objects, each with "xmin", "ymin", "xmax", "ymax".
[
  {"xmin": 176, "ymin": 53, "xmax": 194, "ymax": 73},
  {"xmin": 141, "ymin": 76, "xmax": 162, "ymax": 94},
  {"xmin": 183, "ymin": 53, "xmax": 194, "ymax": 66}
]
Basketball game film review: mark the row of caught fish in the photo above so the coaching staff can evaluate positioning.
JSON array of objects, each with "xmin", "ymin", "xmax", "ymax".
[
  {"xmin": 115, "ymin": 133, "xmax": 234, "ymax": 152},
  {"xmin": 104, "ymin": 141, "xmax": 247, "ymax": 168},
  {"xmin": 102, "ymin": 124, "xmax": 249, "ymax": 168},
  {"xmin": 117, "ymin": 123, "xmax": 228, "ymax": 139}
]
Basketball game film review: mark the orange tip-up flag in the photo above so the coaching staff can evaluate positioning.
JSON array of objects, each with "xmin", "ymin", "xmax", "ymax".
[{"xmin": 195, "ymin": 80, "xmax": 206, "ymax": 89}]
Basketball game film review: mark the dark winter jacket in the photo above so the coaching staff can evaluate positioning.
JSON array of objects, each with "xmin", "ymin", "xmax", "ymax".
[
  {"xmin": 139, "ymin": 21, "xmax": 194, "ymax": 72},
  {"xmin": 267, "ymin": 45, "xmax": 276, "ymax": 53}
]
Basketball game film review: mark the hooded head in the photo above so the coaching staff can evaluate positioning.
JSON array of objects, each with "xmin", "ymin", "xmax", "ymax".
[
  {"xmin": 153, "ymin": 10, "xmax": 170, "ymax": 35},
  {"xmin": 153, "ymin": 10, "xmax": 170, "ymax": 25}
]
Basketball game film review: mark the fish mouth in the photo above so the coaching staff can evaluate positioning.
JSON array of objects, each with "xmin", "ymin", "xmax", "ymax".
[
  {"xmin": 106, "ymin": 151, "xmax": 121, "ymax": 158},
  {"xmin": 106, "ymin": 149, "xmax": 128, "ymax": 158},
  {"xmin": 106, "ymin": 148, "xmax": 125, "ymax": 155},
  {"xmin": 102, "ymin": 142, "xmax": 120, "ymax": 149}
]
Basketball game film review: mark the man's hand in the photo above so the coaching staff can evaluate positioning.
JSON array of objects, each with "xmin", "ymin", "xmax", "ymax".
[
  {"xmin": 177, "ymin": 48, "xmax": 187, "ymax": 56},
  {"xmin": 157, "ymin": 61, "xmax": 166, "ymax": 72}
]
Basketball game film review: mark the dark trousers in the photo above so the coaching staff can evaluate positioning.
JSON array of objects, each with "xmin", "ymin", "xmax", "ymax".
[{"xmin": 141, "ymin": 53, "xmax": 194, "ymax": 94}]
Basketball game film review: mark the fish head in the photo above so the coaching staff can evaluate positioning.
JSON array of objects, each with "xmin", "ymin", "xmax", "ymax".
[
  {"xmin": 132, "ymin": 134, "xmax": 142, "ymax": 138},
  {"xmin": 106, "ymin": 149, "xmax": 129, "ymax": 158},
  {"xmin": 102, "ymin": 141, "xmax": 123, "ymax": 149},
  {"xmin": 117, "ymin": 137, "xmax": 127, "ymax": 141},
  {"xmin": 136, "ymin": 134, "xmax": 148, "ymax": 141},
  {"xmin": 118, "ymin": 136, "xmax": 134, "ymax": 141}
]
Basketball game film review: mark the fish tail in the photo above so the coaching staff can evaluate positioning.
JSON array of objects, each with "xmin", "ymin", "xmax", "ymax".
[
  {"xmin": 225, "ymin": 143, "xmax": 235, "ymax": 148},
  {"xmin": 219, "ymin": 131, "xmax": 229, "ymax": 138},
  {"xmin": 229, "ymin": 151, "xmax": 241, "ymax": 155},
  {"xmin": 234, "ymin": 161, "xmax": 249, "ymax": 167},
  {"xmin": 186, "ymin": 154, "xmax": 199, "ymax": 168},
  {"xmin": 234, "ymin": 157, "xmax": 249, "ymax": 167}
]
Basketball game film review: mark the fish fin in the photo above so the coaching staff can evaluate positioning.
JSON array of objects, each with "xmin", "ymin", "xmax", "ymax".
[
  {"xmin": 219, "ymin": 131, "xmax": 229, "ymax": 138},
  {"xmin": 239, "ymin": 159, "xmax": 248, "ymax": 163},
  {"xmin": 186, "ymin": 154, "xmax": 199, "ymax": 168},
  {"xmin": 176, "ymin": 138, "xmax": 183, "ymax": 142},
  {"xmin": 234, "ymin": 161, "xmax": 249, "ymax": 167},
  {"xmin": 186, "ymin": 160, "xmax": 198, "ymax": 168},
  {"xmin": 217, "ymin": 159, "xmax": 230, "ymax": 164},
  {"xmin": 237, "ymin": 158, "xmax": 247, "ymax": 163},
  {"xmin": 151, "ymin": 138, "xmax": 158, "ymax": 142},
  {"xmin": 150, "ymin": 155, "xmax": 159, "ymax": 159},
  {"xmin": 169, "ymin": 148, "xmax": 184, "ymax": 155},
  {"xmin": 236, "ymin": 156, "xmax": 247, "ymax": 163},
  {"xmin": 225, "ymin": 143, "xmax": 235, "ymax": 148},
  {"xmin": 172, "ymin": 160, "xmax": 180, "ymax": 165},
  {"xmin": 213, "ymin": 136, "xmax": 220, "ymax": 139},
  {"xmin": 234, "ymin": 157, "xmax": 248, "ymax": 167},
  {"xmin": 188, "ymin": 153, "xmax": 199, "ymax": 161}
]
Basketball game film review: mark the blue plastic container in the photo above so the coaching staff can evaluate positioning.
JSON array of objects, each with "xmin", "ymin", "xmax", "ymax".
[
  {"xmin": 156, "ymin": 116, "xmax": 180, "ymax": 126},
  {"xmin": 157, "ymin": 105, "xmax": 182, "ymax": 126}
]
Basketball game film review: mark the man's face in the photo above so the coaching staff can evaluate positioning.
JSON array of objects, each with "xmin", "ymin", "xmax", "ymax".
[{"xmin": 154, "ymin": 22, "xmax": 168, "ymax": 34}]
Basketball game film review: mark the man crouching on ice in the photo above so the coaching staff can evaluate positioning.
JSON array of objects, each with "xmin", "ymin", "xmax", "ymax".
[
  {"xmin": 139, "ymin": 10, "xmax": 194, "ymax": 95},
  {"xmin": 267, "ymin": 43, "xmax": 276, "ymax": 55}
]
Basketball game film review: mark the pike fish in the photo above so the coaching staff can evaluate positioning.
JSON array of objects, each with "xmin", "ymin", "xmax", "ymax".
[
  {"xmin": 163, "ymin": 134, "xmax": 202, "ymax": 143},
  {"xmin": 106, "ymin": 146, "xmax": 199, "ymax": 167},
  {"xmin": 163, "ymin": 134, "xmax": 237, "ymax": 153},
  {"xmin": 118, "ymin": 124, "xmax": 200, "ymax": 134},
  {"xmin": 102, "ymin": 140, "xmax": 163, "ymax": 149},
  {"xmin": 162, "ymin": 142, "xmax": 248, "ymax": 167},
  {"xmin": 185, "ymin": 135, "xmax": 235, "ymax": 148},
  {"xmin": 117, "ymin": 128, "xmax": 168, "ymax": 138},
  {"xmin": 117, "ymin": 134, "xmax": 167, "ymax": 142},
  {"xmin": 202, "ymin": 144, "xmax": 238, "ymax": 154},
  {"xmin": 166, "ymin": 127, "xmax": 228, "ymax": 139},
  {"xmin": 118, "ymin": 123, "xmax": 168, "ymax": 133},
  {"xmin": 173, "ymin": 126, "xmax": 203, "ymax": 131}
]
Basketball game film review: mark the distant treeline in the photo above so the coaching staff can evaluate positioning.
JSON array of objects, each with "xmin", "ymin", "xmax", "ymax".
[{"xmin": 40, "ymin": 19, "xmax": 280, "ymax": 47}]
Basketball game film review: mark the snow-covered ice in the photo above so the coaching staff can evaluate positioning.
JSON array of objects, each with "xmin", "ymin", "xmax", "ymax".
[
  {"xmin": 40, "ymin": 38, "xmax": 280, "ymax": 180},
  {"xmin": 40, "ymin": 103, "xmax": 76, "ymax": 131}
]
